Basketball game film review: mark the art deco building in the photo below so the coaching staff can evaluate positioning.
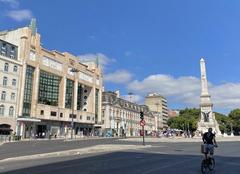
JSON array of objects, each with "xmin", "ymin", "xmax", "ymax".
[
  {"xmin": 102, "ymin": 91, "xmax": 155, "ymax": 136},
  {"xmin": 0, "ymin": 39, "xmax": 22, "ymax": 134},
  {"xmin": 145, "ymin": 93, "xmax": 169, "ymax": 130},
  {"xmin": 0, "ymin": 19, "xmax": 103, "ymax": 138}
]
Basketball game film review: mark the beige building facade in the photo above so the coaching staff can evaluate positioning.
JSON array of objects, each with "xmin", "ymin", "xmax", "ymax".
[
  {"xmin": 102, "ymin": 91, "xmax": 155, "ymax": 137},
  {"xmin": 0, "ymin": 20, "xmax": 103, "ymax": 138},
  {"xmin": 145, "ymin": 93, "xmax": 169, "ymax": 130}
]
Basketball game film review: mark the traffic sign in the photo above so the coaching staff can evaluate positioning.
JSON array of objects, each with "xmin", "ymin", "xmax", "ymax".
[{"xmin": 140, "ymin": 120, "xmax": 146, "ymax": 126}]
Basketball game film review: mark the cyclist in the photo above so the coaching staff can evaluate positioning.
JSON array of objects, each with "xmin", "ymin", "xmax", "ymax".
[{"xmin": 202, "ymin": 128, "xmax": 218, "ymax": 162}]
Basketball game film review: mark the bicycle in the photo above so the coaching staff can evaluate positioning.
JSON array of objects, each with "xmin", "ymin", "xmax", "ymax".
[{"xmin": 201, "ymin": 144, "xmax": 217, "ymax": 173}]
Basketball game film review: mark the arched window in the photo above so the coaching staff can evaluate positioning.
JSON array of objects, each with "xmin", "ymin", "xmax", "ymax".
[
  {"xmin": 3, "ymin": 77, "xmax": 7, "ymax": 86},
  {"xmin": 13, "ymin": 65, "xmax": 18, "ymax": 72},
  {"xmin": 12, "ymin": 79, "xmax": 16, "ymax": 86},
  {"xmin": 1, "ymin": 91, "xmax": 6, "ymax": 100},
  {"xmin": 4, "ymin": 63, "xmax": 9, "ymax": 72},
  {"xmin": 9, "ymin": 106, "xmax": 14, "ymax": 116},
  {"xmin": 0, "ymin": 105, "xmax": 5, "ymax": 116}
]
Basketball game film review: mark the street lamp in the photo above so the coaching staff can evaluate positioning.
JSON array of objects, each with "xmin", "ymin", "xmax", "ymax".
[
  {"xmin": 128, "ymin": 92, "xmax": 133, "ymax": 136},
  {"xmin": 70, "ymin": 68, "xmax": 79, "ymax": 139}
]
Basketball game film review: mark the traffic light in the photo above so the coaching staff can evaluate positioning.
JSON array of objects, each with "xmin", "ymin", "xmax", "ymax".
[{"xmin": 140, "ymin": 111, "xmax": 144, "ymax": 120}]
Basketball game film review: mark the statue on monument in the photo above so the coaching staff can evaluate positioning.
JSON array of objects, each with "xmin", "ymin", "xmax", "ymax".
[{"xmin": 202, "ymin": 111, "xmax": 211, "ymax": 122}]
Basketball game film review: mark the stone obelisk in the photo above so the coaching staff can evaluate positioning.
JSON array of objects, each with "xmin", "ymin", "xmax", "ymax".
[{"xmin": 197, "ymin": 58, "xmax": 221, "ymax": 135}]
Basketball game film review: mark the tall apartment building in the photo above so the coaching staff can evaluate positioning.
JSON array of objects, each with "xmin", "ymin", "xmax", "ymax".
[
  {"xmin": 102, "ymin": 91, "xmax": 155, "ymax": 137},
  {"xmin": 0, "ymin": 19, "xmax": 103, "ymax": 138},
  {"xmin": 145, "ymin": 93, "xmax": 169, "ymax": 130},
  {"xmin": 0, "ymin": 39, "xmax": 22, "ymax": 134}
]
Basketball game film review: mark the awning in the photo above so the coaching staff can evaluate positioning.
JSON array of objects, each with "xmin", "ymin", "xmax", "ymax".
[{"xmin": 17, "ymin": 117, "xmax": 41, "ymax": 122}]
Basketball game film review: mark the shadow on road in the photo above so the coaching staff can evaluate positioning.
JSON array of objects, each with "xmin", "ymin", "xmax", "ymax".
[{"xmin": 2, "ymin": 151, "xmax": 240, "ymax": 174}]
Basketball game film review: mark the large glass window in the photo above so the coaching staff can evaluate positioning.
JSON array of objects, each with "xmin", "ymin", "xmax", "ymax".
[
  {"xmin": 38, "ymin": 70, "xmax": 60, "ymax": 106},
  {"xmin": 77, "ymin": 84, "xmax": 83, "ymax": 110},
  {"xmin": 0, "ymin": 105, "xmax": 4, "ymax": 116},
  {"xmin": 9, "ymin": 106, "xmax": 14, "ymax": 116},
  {"xmin": 22, "ymin": 65, "xmax": 35, "ymax": 117},
  {"xmin": 1, "ymin": 91, "xmax": 6, "ymax": 100},
  {"xmin": 4, "ymin": 63, "xmax": 8, "ymax": 72},
  {"xmin": 95, "ymin": 89, "xmax": 99, "ymax": 122},
  {"xmin": 3, "ymin": 77, "xmax": 7, "ymax": 86},
  {"xmin": 65, "ymin": 79, "xmax": 73, "ymax": 108}
]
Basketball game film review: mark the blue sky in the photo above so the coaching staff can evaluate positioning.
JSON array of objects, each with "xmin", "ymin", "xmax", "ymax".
[{"xmin": 1, "ymin": 0, "xmax": 240, "ymax": 113}]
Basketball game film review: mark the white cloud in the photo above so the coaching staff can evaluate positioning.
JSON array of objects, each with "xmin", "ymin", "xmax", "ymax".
[
  {"xmin": 6, "ymin": 9, "xmax": 33, "ymax": 21},
  {"xmin": 121, "ymin": 94, "xmax": 144, "ymax": 104},
  {"xmin": 78, "ymin": 53, "xmax": 115, "ymax": 70},
  {"xmin": 104, "ymin": 70, "xmax": 133, "ymax": 84},
  {"xmin": 127, "ymin": 74, "xmax": 240, "ymax": 110},
  {"xmin": 0, "ymin": 0, "xmax": 19, "ymax": 8}
]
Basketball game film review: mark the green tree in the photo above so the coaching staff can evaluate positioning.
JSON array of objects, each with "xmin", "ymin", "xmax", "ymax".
[
  {"xmin": 228, "ymin": 109, "xmax": 240, "ymax": 135},
  {"xmin": 168, "ymin": 108, "xmax": 200, "ymax": 132}
]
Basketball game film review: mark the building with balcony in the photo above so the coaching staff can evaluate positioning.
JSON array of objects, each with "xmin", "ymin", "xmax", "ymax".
[
  {"xmin": 0, "ymin": 39, "xmax": 22, "ymax": 135},
  {"xmin": 102, "ymin": 91, "xmax": 155, "ymax": 137},
  {"xmin": 145, "ymin": 93, "xmax": 169, "ymax": 130},
  {"xmin": 0, "ymin": 19, "xmax": 103, "ymax": 138}
]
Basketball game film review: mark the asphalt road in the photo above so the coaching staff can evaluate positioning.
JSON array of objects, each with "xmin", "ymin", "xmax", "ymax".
[{"xmin": 0, "ymin": 139, "xmax": 240, "ymax": 174}]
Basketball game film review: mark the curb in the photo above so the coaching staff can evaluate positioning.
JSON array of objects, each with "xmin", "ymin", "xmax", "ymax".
[{"xmin": 0, "ymin": 144, "xmax": 151, "ymax": 163}]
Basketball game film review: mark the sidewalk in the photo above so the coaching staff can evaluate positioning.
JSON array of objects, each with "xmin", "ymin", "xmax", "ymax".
[
  {"xmin": 120, "ymin": 136, "xmax": 240, "ymax": 143},
  {"xmin": 0, "ymin": 136, "xmax": 115, "ymax": 146}
]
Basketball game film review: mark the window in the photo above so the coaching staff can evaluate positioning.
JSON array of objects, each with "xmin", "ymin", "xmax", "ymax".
[
  {"xmin": 13, "ymin": 66, "xmax": 18, "ymax": 72},
  {"xmin": 50, "ymin": 111, "xmax": 57, "ymax": 116},
  {"xmin": 83, "ymin": 108, "xmax": 87, "ymax": 112},
  {"xmin": 4, "ymin": 63, "xmax": 8, "ymax": 72},
  {"xmin": 40, "ymin": 110, "xmax": 44, "ymax": 115},
  {"xmin": 38, "ymin": 70, "xmax": 60, "ymax": 106},
  {"xmin": 80, "ymin": 115, "xmax": 82, "ymax": 120},
  {"xmin": 60, "ymin": 113, "xmax": 63, "ymax": 117},
  {"xmin": 69, "ymin": 114, "xmax": 76, "ymax": 119},
  {"xmin": 84, "ymin": 89, "xmax": 88, "ymax": 93},
  {"xmin": 1, "ymin": 43, "xmax": 6, "ymax": 56},
  {"xmin": 22, "ymin": 65, "xmax": 35, "ymax": 117},
  {"xmin": 65, "ymin": 79, "xmax": 73, "ymax": 108},
  {"xmin": 11, "ymin": 93, "xmax": 15, "ymax": 100},
  {"xmin": 9, "ymin": 106, "xmax": 14, "ymax": 116},
  {"xmin": 1, "ymin": 91, "xmax": 6, "ymax": 100},
  {"xmin": 87, "ymin": 116, "xmax": 91, "ymax": 120},
  {"xmin": 2, "ymin": 43, "xmax": 6, "ymax": 49},
  {"xmin": 0, "ymin": 105, "xmax": 4, "ymax": 116},
  {"xmin": 12, "ymin": 79, "xmax": 16, "ymax": 86},
  {"xmin": 77, "ymin": 84, "xmax": 83, "ymax": 110},
  {"xmin": 84, "ymin": 102, "xmax": 87, "ymax": 105},
  {"xmin": 3, "ymin": 77, "xmax": 7, "ymax": 86},
  {"xmin": 84, "ymin": 96, "xmax": 87, "ymax": 100}
]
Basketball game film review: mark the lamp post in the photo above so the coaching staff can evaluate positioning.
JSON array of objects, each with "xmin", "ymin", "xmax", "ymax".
[
  {"xmin": 70, "ymin": 68, "xmax": 79, "ymax": 139},
  {"xmin": 128, "ymin": 92, "xmax": 133, "ymax": 136}
]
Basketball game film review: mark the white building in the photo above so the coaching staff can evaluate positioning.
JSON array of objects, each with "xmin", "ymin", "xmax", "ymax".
[
  {"xmin": 0, "ymin": 39, "xmax": 22, "ymax": 134},
  {"xmin": 102, "ymin": 91, "xmax": 155, "ymax": 137}
]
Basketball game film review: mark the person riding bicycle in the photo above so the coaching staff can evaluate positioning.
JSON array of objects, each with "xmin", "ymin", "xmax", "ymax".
[{"xmin": 202, "ymin": 128, "xmax": 218, "ymax": 161}]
